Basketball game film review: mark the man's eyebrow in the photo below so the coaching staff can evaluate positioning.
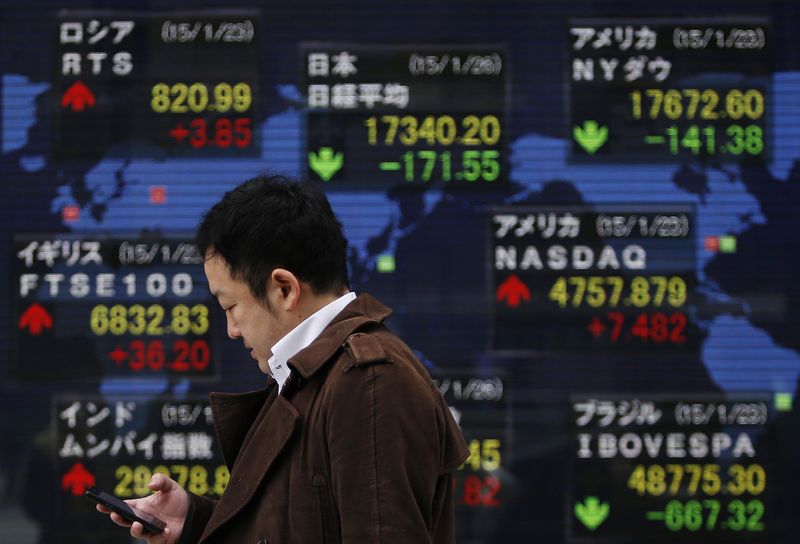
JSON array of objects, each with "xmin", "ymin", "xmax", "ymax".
[{"xmin": 210, "ymin": 289, "xmax": 223, "ymax": 299}]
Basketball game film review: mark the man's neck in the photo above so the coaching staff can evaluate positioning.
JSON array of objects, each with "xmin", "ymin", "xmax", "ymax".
[
  {"xmin": 294, "ymin": 289, "xmax": 349, "ymax": 324},
  {"xmin": 269, "ymin": 290, "xmax": 356, "ymax": 392}
]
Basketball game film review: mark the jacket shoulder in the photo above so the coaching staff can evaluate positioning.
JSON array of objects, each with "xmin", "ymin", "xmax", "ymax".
[
  {"xmin": 326, "ymin": 325, "xmax": 470, "ymax": 473},
  {"xmin": 341, "ymin": 331, "xmax": 388, "ymax": 370}
]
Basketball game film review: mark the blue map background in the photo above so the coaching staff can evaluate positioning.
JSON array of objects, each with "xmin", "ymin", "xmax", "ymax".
[{"xmin": 5, "ymin": 74, "xmax": 799, "ymax": 394}]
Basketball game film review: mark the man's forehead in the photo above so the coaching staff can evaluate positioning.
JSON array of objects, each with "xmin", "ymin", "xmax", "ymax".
[
  {"xmin": 203, "ymin": 256, "xmax": 228, "ymax": 293},
  {"xmin": 209, "ymin": 282, "xmax": 234, "ymax": 306},
  {"xmin": 204, "ymin": 253, "xmax": 231, "ymax": 276}
]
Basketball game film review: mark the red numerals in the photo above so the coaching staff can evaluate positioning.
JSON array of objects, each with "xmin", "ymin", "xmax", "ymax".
[
  {"xmin": 108, "ymin": 339, "xmax": 211, "ymax": 372},
  {"xmin": 169, "ymin": 117, "xmax": 252, "ymax": 149},
  {"xmin": 457, "ymin": 475, "xmax": 501, "ymax": 507},
  {"xmin": 170, "ymin": 340, "xmax": 211, "ymax": 371},
  {"xmin": 588, "ymin": 312, "xmax": 687, "ymax": 344}
]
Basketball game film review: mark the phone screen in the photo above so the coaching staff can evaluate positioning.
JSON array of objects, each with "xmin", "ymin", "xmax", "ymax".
[{"xmin": 85, "ymin": 486, "xmax": 167, "ymax": 533}]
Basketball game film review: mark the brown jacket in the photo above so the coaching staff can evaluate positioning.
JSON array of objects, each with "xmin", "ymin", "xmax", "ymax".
[{"xmin": 178, "ymin": 294, "xmax": 469, "ymax": 544}]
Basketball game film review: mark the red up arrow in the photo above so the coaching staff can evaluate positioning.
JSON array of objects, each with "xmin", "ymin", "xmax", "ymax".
[
  {"xmin": 496, "ymin": 274, "xmax": 531, "ymax": 308},
  {"xmin": 62, "ymin": 462, "xmax": 96, "ymax": 496},
  {"xmin": 19, "ymin": 302, "xmax": 53, "ymax": 335},
  {"xmin": 61, "ymin": 81, "xmax": 95, "ymax": 112}
]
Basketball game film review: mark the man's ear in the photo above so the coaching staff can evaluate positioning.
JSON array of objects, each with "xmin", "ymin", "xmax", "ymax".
[{"xmin": 269, "ymin": 268, "xmax": 301, "ymax": 310}]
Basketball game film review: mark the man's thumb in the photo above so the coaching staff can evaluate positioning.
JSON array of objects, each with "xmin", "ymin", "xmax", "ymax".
[{"xmin": 148, "ymin": 473, "xmax": 173, "ymax": 492}]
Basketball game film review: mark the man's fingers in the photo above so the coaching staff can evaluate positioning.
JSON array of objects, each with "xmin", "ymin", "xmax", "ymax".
[
  {"xmin": 129, "ymin": 521, "xmax": 167, "ymax": 541},
  {"xmin": 109, "ymin": 512, "xmax": 133, "ymax": 528},
  {"xmin": 130, "ymin": 520, "xmax": 145, "ymax": 539}
]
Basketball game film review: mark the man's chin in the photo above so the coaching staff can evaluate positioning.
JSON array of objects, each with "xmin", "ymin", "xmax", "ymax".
[{"xmin": 257, "ymin": 360, "xmax": 272, "ymax": 376}]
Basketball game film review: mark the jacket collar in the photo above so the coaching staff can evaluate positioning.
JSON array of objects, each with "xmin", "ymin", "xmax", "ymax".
[
  {"xmin": 209, "ymin": 385, "xmax": 278, "ymax": 469},
  {"xmin": 202, "ymin": 391, "xmax": 299, "ymax": 542},
  {"xmin": 287, "ymin": 293, "xmax": 392, "ymax": 379},
  {"xmin": 207, "ymin": 294, "xmax": 391, "ymax": 467}
]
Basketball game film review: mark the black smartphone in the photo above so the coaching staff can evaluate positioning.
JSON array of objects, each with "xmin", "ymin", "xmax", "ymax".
[{"xmin": 85, "ymin": 486, "xmax": 167, "ymax": 534}]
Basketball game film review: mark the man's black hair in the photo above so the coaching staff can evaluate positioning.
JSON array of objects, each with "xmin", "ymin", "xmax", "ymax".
[{"xmin": 196, "ymin": 174, "xmax": 349, "ymax": 300}]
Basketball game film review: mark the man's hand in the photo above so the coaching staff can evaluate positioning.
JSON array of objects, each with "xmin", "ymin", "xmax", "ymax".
[{"xmin": 96, "ymin": 473, "xmax": 189, "ymax": 543}]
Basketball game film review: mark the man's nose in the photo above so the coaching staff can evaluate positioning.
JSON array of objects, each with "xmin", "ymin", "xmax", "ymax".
[{"xmin": 226, "ymin": 315, "xmax": 241, "ymax": 339}]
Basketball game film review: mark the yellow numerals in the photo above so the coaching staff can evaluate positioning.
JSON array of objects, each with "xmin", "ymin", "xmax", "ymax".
[
  {"xmin": 151, "ymin": 82, "xmax": 252, "ymax": 113},
  {"xmin": 627, "ymin": 464, "xmax": 766, "ymax": 497},
  {"xmin": 548, "ymin": 276, "xmax": 687, "ymax": 309},
  {"xmin": 630, "ymin": 89, "xmax": 764, "ymax": 121},
  {"xmin": 115, "ymin": 464, "xmax": 230, "ymax": 497},
  {"xmin": 364, "ymin": 115, "xmax": 500, "ymax": 146},
  {"xmin": 90, "ymin": 304, "xmax": 209, "ymax": 336},
  {"xmin": 460, "ymin": 439, "xmax": 501, "ymax": 471},
  {"xmin": 726, "ymin": 464, "xmax": 766, "ymax": 496}
]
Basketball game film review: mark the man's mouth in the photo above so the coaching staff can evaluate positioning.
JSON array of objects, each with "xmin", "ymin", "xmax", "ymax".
[{"xmin": 243, "ymin": 343, "xmax": 257, "ymax": 360}]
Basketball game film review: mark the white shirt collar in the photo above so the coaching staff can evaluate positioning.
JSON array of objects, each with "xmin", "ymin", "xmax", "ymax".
[{"xmin": 268, "ymin": 291, "xmax": 357, "ymax": 392}]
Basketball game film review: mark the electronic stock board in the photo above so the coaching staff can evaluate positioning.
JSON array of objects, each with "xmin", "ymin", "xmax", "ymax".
[{"xmin": 1, "ymin": 2, "xmax": 799, "ymax": 542}]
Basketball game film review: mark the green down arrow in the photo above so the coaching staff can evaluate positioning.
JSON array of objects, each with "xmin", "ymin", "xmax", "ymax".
[
  {"xmin": 574, "ymin": 496, "xmax": 610, "ymax": 531},
  {"xmin": 573, "ymin": 120, "xmax": 608, "ymax": 154},
  {"xmin": 308, "ymin": 147, "xmax": 344, "ymax": 181}
]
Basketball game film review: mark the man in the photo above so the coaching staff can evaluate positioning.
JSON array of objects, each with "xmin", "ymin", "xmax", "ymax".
[{"xmin": 97, "ymin": 174, "xmax": 469, "ymax": 543}]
